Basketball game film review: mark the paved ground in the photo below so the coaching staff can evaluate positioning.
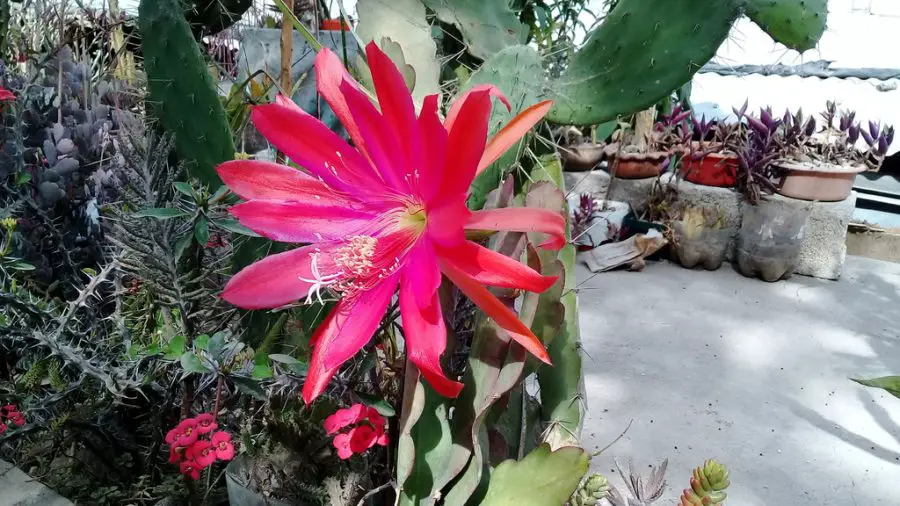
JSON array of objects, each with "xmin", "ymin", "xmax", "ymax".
[
  {"xmin": 0, "ymin": 460, "xmax": 71, "ymax": 506},
  {"xmin": 577, "ymin": 255, "xmax": 900, "ymax": 506}
]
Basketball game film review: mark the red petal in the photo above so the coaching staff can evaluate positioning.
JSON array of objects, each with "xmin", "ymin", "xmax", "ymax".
[
  {"xmin": 230, "ymin": 200, "xmax": 374, "ymax": 243},
  {"xmin": 416, "ymin": 94, "xmax": 447, "ymax": 203},
  {"xmin": 324, "ymin": 404, "xmax": 366, "ymax": 435},
  {"xmin": 339, "ymin": 79, "xmax": 410, "ymax": 191},
  {"xmin": 426, "ymin": 199, "xmax": 470, "ymax": 246},
  {"xmin": 302, "ymin": 277, "xmax": 399, "ymax": 403},
  {"xmin": 315, "ymin": 48, "xmax": 367, "ymax": 153},
  {"xmin": 465, "ymin": 208, "xmax": 566, "ymax": 250},
  {"xmin": 439, "ymin": 90, "xmax": 491, "ymax": 202},
  {"xmin": 333, "ymin": 433, "xmax": 354, "ymax": 459},
  {"xmin": 436, "ymin": 241, "xmax": 557, "ymax": 293},
  {"xmin": 403, "ymin": 242, "xmax": 441, "ymax": 303},
  {"xmin": 439, "ymin": 259, "xmax": 551, "ymax": 364},
  {"xmin": 251, "ymin": 101, "xmax": 380, "ymax": 192},
  {"xmin": 349, "ymin": 425, "xmax": 378, "ymax": 452},
  {"xmin": 222, "ymin": 243, "xmax": 341, "ymax": 310},
  {"xmin": 445, "ymin": 84, "xmax": 510, "ymax": 132},
  {"xmin": 217, "ymin": 159, "xmax": 352, "ymax": 203},
  {"xmin": 477, "ymin": 100, "xmax": 552, "ymax": 175},
  {"xmin": 366, "ymin": 42, "xmax": 420, "ymax": 183},
  {"xmin": 399, "ymin": 274, "xmax": 463, "ymax": 397}
]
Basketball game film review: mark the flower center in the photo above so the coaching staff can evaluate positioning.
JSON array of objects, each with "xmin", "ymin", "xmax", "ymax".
[
  {"xmin": 397, "ymin": 202, "xmax": 427, "ymax": 234},
  {"xmin": 334, "ymin": 236, "xmax": 377, "ymax": 277}
]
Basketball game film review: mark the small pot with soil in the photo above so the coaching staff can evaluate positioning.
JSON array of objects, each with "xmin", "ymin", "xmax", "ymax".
[
  {"xmin": 736, "ymin": 197, "xmax": 811, "ymax": 282},
  {"xmin": 606, "ymin": 147, "xmax": 670, "ymax": 179},
  {"xmin": 775, "ymin": 159, "xmax": 865, "ymax": 201},
  {"xmin": 680, "ymin": 141, "xmax": 738, "ymax": 187},
  {"xmin": 669, "ymin": 207, "xmax": 735, "ymax": 270}
]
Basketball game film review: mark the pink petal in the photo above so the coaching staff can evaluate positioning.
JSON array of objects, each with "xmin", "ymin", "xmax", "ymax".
[
  {"xmin": 339, "ymin": 79, "xmax": 409, "ymax": 191},
  {"xmin": 333, "ymin": 433, "xmax": 354, "ymax": 460},
  {"xmin": 445, "ymin": 84, "xmax": 510, "ymax": 132},
  {"xmin": 376, "ymin": 433, "xmax": 390, "ymax": 446},
  {"xmin": 275, "ymin": 93, "xmax": 303, "ymax": 112},
  {"xmin": 217, "ymin": 160, "xmax": 353, "ymax": 203},
  {"xmin": 439, "ymin": 90, "xmax": 492, "ymax": 202},
  {"xmin": 436, "ymin": 241, "xmax": 557, "ymax": 293},
  {"xmin": 216, "ymin": 443, "xmax": 235, "ymax": 461},
  {"xmin": 229, "ymin": 200, "xmax": 375, "ymax": 243},
  {"xmin": 366, "ymin": 42, "xmax": 420, "ymax": 184},
  {"xmin": 301, "ymin": 276, "xmax": 399, "ymax": 403},
  {"xmin": 251, "ymin": 101, "xmax": 380, "ymax": 193},
  {"xmin": 426, "ymin": 200, "xmax": 471, "ymax": 246},
  {"xmin": 399, "ymin": 275, "xmax": 463, "ymax": 398},
  {"xmin": 211, "ymin": 431, "xmax": 232, "ymax": 445},
  {"xmin": 315, "ymin": 48, "xmax": 368, "ymax": 156},
  {"xmin": 416, "ymin": 94, "xmax": 447, "ymax": 203},
  {"xmin": 165, "ymin": 428, "xmax": 179, "ymax": 445},
  {"xmin": 348, "ymin": 425, "xmax": 378, "ymax": 452},
  {"xmin": 439, "ymin": 258, "xmax": 551, "ymax": 364},
  {"xmin": 403, "ymin": 242, "xmax": 441, "ymax": 303},
  {"xmin": 465, "ymin": 208, "xmax": 566, "ymax": 250},
  {"xmin": 324, "ymin": 404, "xmax": 366, "ymax": 435},
  {"xmin": 477, "ymin": 100, "xmax": 552, "ymax": 175},
  {"xmin": 222, "ymin": 243, "xmax": 341, "ymax": 310}
]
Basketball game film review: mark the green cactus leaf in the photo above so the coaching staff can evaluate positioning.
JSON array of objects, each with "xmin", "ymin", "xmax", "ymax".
[
  {"xmin": 744, "ymin": 0, "xmax": 827, "ymax": 52},
  {"xmin": 851, "ymin": 375, "xmax": 900, "ymax": 400},
  {"xmin": 421, "ymin": 0, "xmax": 528, "ymax": 60},
  {"xmin": 548, "ymin": 0, "xmax": 742, "ymax": 125},
  {"xmin": 398, "ymin": 380, "xmax": 454, "ymax": 506},
  {"xmin": 480, "ymin": 444, "xmax": 589, "ymax": 506},
  {"xmin": 140, "ymin": 0, "xmax": 235, "ymax": 188},
  {"xmin": 459, "ymin": 45, "xmax": 546, "ymax": 209},
  {"xmin": 355, "ymin": 0, "xmax": 441, "ymax": 103}
]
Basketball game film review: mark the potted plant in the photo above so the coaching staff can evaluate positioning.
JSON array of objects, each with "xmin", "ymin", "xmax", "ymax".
[
  {"xmin": 558, "ymin": 125, "xmax": 613, "ymax": 172},
  {"xmin": 679, "ymin": 115, "xmax": 740, "ymax": 187},
  {"xmin": 669, "ymin": 206, "xmax": 735, "ymax": 270},
  {"xmin": 774, "ymin": 101, "xmax": 894, "ymax": 201},
  {"xmin": 603, "ymin": 104, "xmax": 689, "ymax": 179}
]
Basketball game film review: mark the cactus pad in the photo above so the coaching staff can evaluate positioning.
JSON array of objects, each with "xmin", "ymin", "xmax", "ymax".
[
  {"xmin": 420, "ymin": 0, "xmax": 528, "ymax": 61},
  {"xmin": 745, "ymin": 0, "xmax": 828, "ymax": 52}
]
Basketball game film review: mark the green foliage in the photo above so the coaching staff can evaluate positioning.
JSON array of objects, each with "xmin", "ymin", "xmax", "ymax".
[
  {"xmin": 0, "ymin": 0, "xmax": 9, "ymax": 52},
  {"xmin": 461, "ymin": 45, "xmax": 546, "ymax": 210},
  {"xmin": 679, "ymin": 459, "xmax": 730, "ymax": 506},
  {"xmin": 481, "ymin": 444, "xmax": 589, "ymax": 506},
  {"xmin": 421, "ymin": 0, "xmax": 528, "ymax": 60},
  {"xmin": 569, "ymin": 474, "xmax": 611, "ymax": 506},
  {"xmin": 139, "ymin": 0, "xmax": 234, "ymax": 188},
  {"xmin": 852, "ymin": 376, "xmax": 900, "ymax": 400},
  {"xmin": 744, "ymin": 0, "xmax": 827, "ymax": 52},
  {"xmin": 548, "ymin": 0, "xmax": 741, "ymax": 125},
  {"xmin": 397, "ymin": 378, "xmax": 454, "ymax": 505}
]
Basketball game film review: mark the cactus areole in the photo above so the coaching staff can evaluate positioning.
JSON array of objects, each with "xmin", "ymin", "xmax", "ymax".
[{"xmin": 216, "ymin": 42, "xmax": 563, "ymax": 403}]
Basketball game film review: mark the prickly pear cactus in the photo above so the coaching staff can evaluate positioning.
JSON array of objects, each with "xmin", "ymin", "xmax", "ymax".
[
  {"xmin": 140, "ymin": 0, "xmax": 234, "ymax": 188},
  {"xmin": 680, "ymin": 459, "xmax": 731, "ymax": 506},
  {"xmin": 744, "ymin": 0, "xmax": 827, "ymax": 52},
  {"xmin": 548, "ymin": 0, "xmax": 742, "ymax": 125}
]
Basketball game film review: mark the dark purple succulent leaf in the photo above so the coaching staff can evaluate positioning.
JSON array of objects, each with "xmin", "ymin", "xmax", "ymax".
[
  {"xmin": 783, "ymin": 110, "xmax": 792, "ymax": 129},
  {"xmin": 760, "ymin": 107, "xmax": 773, "ymax": 127},
  {"xmin": 847, "ymin": 111, "xmax": 856, "ymax": 125},
  {"xmin": 868, "ymin": 120, "xmax": 880, "ymax": 141},
  {"xmin": 660, "ymin": 157, "xmax": 671, "ymax": 171},
  {"xmin": 839, "ymin": 114, "xmax": 850, "ymax": 132},
  {"xmin": 877, "ymin": 135, "xmax": 889, "ymax": 156},
  {"xmin": 747, "ymin": 116, "xmax": 769, "ymax": 135},
  {"xmin": 672, "ymin": 110, "xmax": 691, "ymax": 126},
  {"xmin": 805, "ymin": 117, "xmax": 816, "ymax": 137},
  {"xmin": 861, "ymin": 128, "xmax": 875, "ymax": 147},
  {"xmin": 735, "ymin": 99, "xmax": 748, "ymax": 119},
  {"xmin": 826, "ymin": 100, "xmax": 836, "ymax": 114},
  {"xmin": 848, "ymin": 124, "xmax": 860, "ymax": 144},
  {"xmin": 885, "ymin": 126, "xmax": 894, "ymax": 146}
]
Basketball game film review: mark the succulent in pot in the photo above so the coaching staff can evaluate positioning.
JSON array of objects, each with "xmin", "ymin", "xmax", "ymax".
[
  {"xmin": 679, "ymin": 114, "xmax": 739, "ymax": 187},
  {"xmin": 604, "ymin": 103, "xmax": 688, "ymax": 179}
]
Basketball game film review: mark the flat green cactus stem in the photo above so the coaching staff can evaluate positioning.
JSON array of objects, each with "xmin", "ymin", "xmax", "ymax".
[
  {"xmin": 744, "ymin": 0, "xmax": 828, "ymax": 52},
  {"xmin": 548, "ymin": 0, "xmax": 742, "ymax": 125},
  {"xmin": 140, "ymin": 0, "xmax": 234, "ymax": 188}
]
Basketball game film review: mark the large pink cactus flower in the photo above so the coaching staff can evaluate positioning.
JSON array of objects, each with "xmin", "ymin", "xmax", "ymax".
[{"xmin": 217, "ymin": 42, "xmax": 564, "ymax": 403}]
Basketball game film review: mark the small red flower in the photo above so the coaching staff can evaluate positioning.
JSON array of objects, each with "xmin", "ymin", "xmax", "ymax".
[
  {"xmin": 210, "ymin": 431, "xmax": 235, "ymax": 461},
  {"xmin": 168, "ymin": 446, "xmax": 183, "ymax": 464},
  {"xmin": 0, "ymin": 87, "xmax": 14, "ymax": 102},
  {"xmin": 1, "ymin": 404, "xmax": 16, "ymax": 412},
  {"xmin": 175, "ymin": 418, "xmax": 199, "ymax": 446},
  {"xmin": 0, "ymin": 422, "xmax": 6, "ymax": 435},
  {"xmin": 348, "ymin": 425, "xmax": 378, "ymax": 453},
  {"xmin": 195, "ymin": 413, "xmax": 218, "ymax": 435},
  {"xmin": 7, "ymin": 412, "xmax": 24, "ymax": 427},
  {"xmin": 186, "ymin": 440, "xmax": 217, "ymax": 468},
  {"xmin": 323, "ymin": 404, "xmax": 365, "ymax": 435},
  {"xmin": 165, "ymin": 427, "xmax": 179, "ymax": 445},
  {"xmin": 332, "ymin": 432, "xmax": 353, "ymax": 460},
  {"xmin": 179, "ymin": 459, "xmax": 202, "ymax": 480}
]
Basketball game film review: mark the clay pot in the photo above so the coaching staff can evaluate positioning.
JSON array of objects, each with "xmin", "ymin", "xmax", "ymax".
[
  {"xmin": 775, "ymin": 161, "xmax": 865, "ymax": 202},
  {"xmin": 560, "ymin": 142, "xmax": 605, "ymax": 171},
  {"xmin": 608, "ymin": 151, "xmax": 669, "ymax": 179},
  {"xmin": 681, "ymin": 153, "xmax": 738, "ymax": 187}
]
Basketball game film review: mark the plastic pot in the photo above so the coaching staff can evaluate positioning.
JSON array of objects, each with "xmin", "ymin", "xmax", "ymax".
[
  {"xmin": 670, "ymin": 222, "xmax": 735, "ymax": 270},
  {"xmin": 736, "ymin": 198, "xmax": 811, "ymax": 282},
  {"xmin": 775, "ymin": 161, "xmax": 864, "ymax": 202},
  {"xmin": 681, "ymin": 153, "xmax": 737, "ymax": 187}
]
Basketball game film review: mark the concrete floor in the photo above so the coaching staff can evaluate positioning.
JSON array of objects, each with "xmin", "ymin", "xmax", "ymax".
[{"xmin": 577, "ymin": 256, "xmax": 900, "ymax": 505}]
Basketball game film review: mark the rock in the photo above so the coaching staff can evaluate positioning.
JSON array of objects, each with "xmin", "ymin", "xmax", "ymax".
[
  {"xmin": 56, "ymin": 138, "xmax": 75, "ymax": 155},
  {"xmin": 39, "ymin": 181, "xmax": 63, "ymax": 205},
  {"xmin": 53, "ymin": 157, "xmax": 80, "ymax": 175},
  {"xmin": 43, "ymin": 139, "xmax": 58, "ymax": 165}
]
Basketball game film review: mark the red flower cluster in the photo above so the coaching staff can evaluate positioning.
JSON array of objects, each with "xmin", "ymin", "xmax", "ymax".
[
  {"xmin": 0, "ymin": 404, "xmax": 24, "ymax": 435},
  {"xmin": 0, "ymin": 87, "xmax": 14, "ymax": 102},
  {"xmin": 324, "ymin": 404, "xmax": 389, "ymax": 460},
  {"xmin": 164, "ymin": 413, "xmax": 235, "ymax": 480}
]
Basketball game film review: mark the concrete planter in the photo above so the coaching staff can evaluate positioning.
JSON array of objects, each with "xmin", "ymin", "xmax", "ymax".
[{"xmin": 776, "ymin": 161, "xmax": 865, "ymax": 202}]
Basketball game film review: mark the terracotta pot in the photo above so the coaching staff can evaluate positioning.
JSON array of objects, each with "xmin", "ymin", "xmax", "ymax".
[
  {"xmin": 561, "ymin": 142, "xmax": 605, "ymax": 171},
  {"xmin": 320, "ymin": 18, "xmax": 349, "ymax": 30},
  {"xmin": 608, "ymin": 151, "xmax": 669, "ymax": 179},
  {"xmin": 775, "ymin": 161, "xmax": 865, "ymax": 202},
  {"xmin": 681, "ymin": 153, "xmax": 738, "ymax": 187}
]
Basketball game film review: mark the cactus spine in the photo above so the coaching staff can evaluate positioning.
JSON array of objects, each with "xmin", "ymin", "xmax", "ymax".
[{"xmin": 139, "ymin": 0, "xmax": 234, "ymax": 188}]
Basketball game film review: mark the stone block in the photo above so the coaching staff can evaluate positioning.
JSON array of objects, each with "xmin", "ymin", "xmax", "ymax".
[{"xmin": 0, "ymin": 459, "xmax": 73, "ymax": 506}]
